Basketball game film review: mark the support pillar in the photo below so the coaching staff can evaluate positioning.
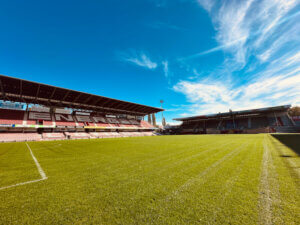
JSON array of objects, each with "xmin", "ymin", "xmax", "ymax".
[
  {"xmin": 148, "ymin": 114, "xmax": 152, "ymax": 124},
  {"xmin": 152, "ymin": 114, "xmax": 156, "ymax": 127}
]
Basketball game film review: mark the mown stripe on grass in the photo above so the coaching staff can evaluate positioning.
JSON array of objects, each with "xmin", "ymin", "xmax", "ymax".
[
  {"xmin": 33, "ymin": 136, "xmax": 235, "ymax": 184},
  {"xmin": 170, "ymin": 141, "xmax": 250, "ymax": 198},
  {"xmin": 89, "ymin": 138, "xmax": 241, "ymax": 193},
  {"xmin": 149, "ymin": 138, "xmax": 254, "ymax": 224},
  {"xmin": 210, "ymin": 138, "xmax": 260, "ymax": 224},
  {"xmin": 46, "ymin": 136, "xmax": 230, "ymax": 168}
]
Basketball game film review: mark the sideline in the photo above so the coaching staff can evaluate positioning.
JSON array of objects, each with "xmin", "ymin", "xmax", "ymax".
[{"xmin": 0, "ymin": 142, "xmax": 47, "ymax": 191}]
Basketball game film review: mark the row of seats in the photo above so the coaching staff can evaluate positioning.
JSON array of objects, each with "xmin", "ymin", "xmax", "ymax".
[
  {"xmin": 42, "ymin": 132, "xmax": 66, "ymax": 140},
  {"xmin": 65, "ymin": 132, "xmax": 91, "ymax": 139},
  {"xmin": 0, "ymin": 133, "xmax": 42, "ymax": 142},
  {"xmin": 0, "ymin": 109, "xmax": 25, "ymax": 125},
  {"xmin": 90, "ymin": 132, "xmax": 122, "ymax": 138},
  {"xmin": 0, "ymin": 109, "xmax": 154, "ymax": 128},
  {"xmin": 0, "ymin": 132, "xmax": 155, "ymax": 142}
]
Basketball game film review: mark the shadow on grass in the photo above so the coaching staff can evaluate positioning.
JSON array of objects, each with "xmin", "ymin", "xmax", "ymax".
[{"xmin": 271, "ymin": 134, "xmax": 300, "ymax": 156}]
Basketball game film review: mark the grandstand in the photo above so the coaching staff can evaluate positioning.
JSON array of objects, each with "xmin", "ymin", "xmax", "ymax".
[
  {"xmin": 0, "ymin": 75, "xmax": 163, "ymax": 142},
  {"xmin": 174, "ymin": 105, "xmax": 300, "ymax": 134}
]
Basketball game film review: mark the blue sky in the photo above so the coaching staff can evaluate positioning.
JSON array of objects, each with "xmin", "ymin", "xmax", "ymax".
[{"xmin": 0, "ymin": 0, "xmax": 299, "ymax": 124}]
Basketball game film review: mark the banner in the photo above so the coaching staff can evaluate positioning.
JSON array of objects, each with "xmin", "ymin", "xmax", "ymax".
[
  {"xmin": 15, "ymin": 124, "xmax": 56, "ymax": 128},
  {"xmin": 0, "ymin": 124, "xmax": 13, "ymax": 127}
]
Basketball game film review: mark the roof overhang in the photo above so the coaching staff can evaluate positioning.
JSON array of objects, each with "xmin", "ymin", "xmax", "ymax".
[{"xmin": 0, "ymin": 75, "xmax": 163, "ymax": 116}]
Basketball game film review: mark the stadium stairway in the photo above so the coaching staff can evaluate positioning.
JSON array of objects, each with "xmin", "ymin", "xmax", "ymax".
[{"xmin": 275, "ymin": 126, "xmax": 300, "ymax": 133}]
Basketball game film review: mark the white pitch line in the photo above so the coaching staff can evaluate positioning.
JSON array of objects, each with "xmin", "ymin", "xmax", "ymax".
[
  {"xmin": 0, "ymin": 143, "xmax": 48, "ymax": 191},
  {"xmin": 26, "ymin": 142, "xmax": 47, "ymax": 180},
  {"xmin": 0, "ymin": 178, "xmax": 45, "ymax": 190},
  {"xmin": 259, "ymin": 135, "xmax": 272, "ymax": 225}
]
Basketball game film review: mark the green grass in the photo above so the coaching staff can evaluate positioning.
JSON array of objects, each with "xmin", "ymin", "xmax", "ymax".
[{"xmin": 0, "ymin": 134, "xmax": 299, "ymax": 224}]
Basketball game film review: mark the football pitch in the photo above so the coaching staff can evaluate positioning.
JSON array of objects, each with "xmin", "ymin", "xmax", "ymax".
[{"xmin": 0, "ymin": 134, "xmax": 299, "ymax": 224}]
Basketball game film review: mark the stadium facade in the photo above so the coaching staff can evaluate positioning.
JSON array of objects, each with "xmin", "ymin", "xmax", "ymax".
[
  {"xmin": 0, "ymin": 75, "xmax": 163, "ymax": 142},
  {"xmin": 174, "ymin": 105, "xmax": 300, "ymax": 134}
]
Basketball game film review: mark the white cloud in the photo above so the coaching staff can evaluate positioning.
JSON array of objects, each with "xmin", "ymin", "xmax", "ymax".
[
  {"xmin": 173, "ymin": 70, "xmax": 300, "ymax": 115},
  {"xmin": 166, "ymin": 121, "xmax": 182, "ymax": 126},
  {"xmin": 197, "ymin": 0, "xmax": 215, "ymax": 12},
  {"xmin": 173, "ymin": 81, "xmax": 237, "ymax": 104},
  {"xmin": 118, "ymin": 50, "xmax": 157, "ymax": 70}
]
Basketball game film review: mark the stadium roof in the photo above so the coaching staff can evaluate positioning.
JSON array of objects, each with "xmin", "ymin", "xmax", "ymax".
[
  {"xmin": 174, "ymin": 105, "xmax": 291, "ymax": 121},
  {"xmin": 0, "ymin": 75, "xmax": 163, "ymax": 116}
]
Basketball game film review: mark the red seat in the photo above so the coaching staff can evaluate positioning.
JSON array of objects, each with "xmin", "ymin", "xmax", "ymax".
[{"xmin": 0, "ymin": 109, "xmax": 25, "ymax": 125}]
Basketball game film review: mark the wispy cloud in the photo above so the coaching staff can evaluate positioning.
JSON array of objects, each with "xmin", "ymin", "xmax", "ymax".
[
  {"xmin": 162, "ymin": 61, "xmax": 170, "ymax": 78},
  {"xmin": 192, "ymin": 0, "xmax": 299, "ymax": 66},
  {"xmin": 180, "ymin": 10, "xmax": 300, "ymax": 62},
  {"xmin": 117, "ymin": 50, "xmax": 175, "ymax": 83},
  {"xmin": 178, "ymin": 36, "xmax": 247, "ymax": 61},
  {"xmin": 118, "ymin": 50, "xmax": 157, "ymax": 70},
  {"xmin": 173, "ymin": 0, "xmax": 300, "ymax": 117}
]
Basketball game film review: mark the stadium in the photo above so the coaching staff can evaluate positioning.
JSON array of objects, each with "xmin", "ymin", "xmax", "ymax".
[
  {"xmin": 0, "ymin": 75, "xmax": 162, "ymax": 142},
  {"xmin": 1, "ymin": 1, "xmax": 300, "ymax": 224}
]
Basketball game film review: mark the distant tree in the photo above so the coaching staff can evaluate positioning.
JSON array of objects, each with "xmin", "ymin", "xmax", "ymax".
[
  {"xmin": 288, "ymin": 106, "xmax": 300, "ymax": 116},
  {"xmin": 162, "ymin": 117, "xmax": 166, "ymax": 127}
]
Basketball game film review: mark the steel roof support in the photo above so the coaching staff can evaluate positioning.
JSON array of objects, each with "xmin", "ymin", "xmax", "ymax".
[
  {"xmin": 49, "ymin": 87, "xmax": 57, "ymax": 99},
  {"xmin": 61, "ymin": 90, "xmax": 70, "ymax": 102},
  {"xmin": 35, "ymin": 84, "xmax": 40, "ymax": 100},
  {"xmin": 83, "ymin": 95, "xmax": 93, "ymax": 104},
  {"xmin": 0, "ymin": 79, "xmax": 6, "ymax": 100},
  {"xmin": 72, "ymin": 92, "xmax": 83, "ymax": 103}
]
